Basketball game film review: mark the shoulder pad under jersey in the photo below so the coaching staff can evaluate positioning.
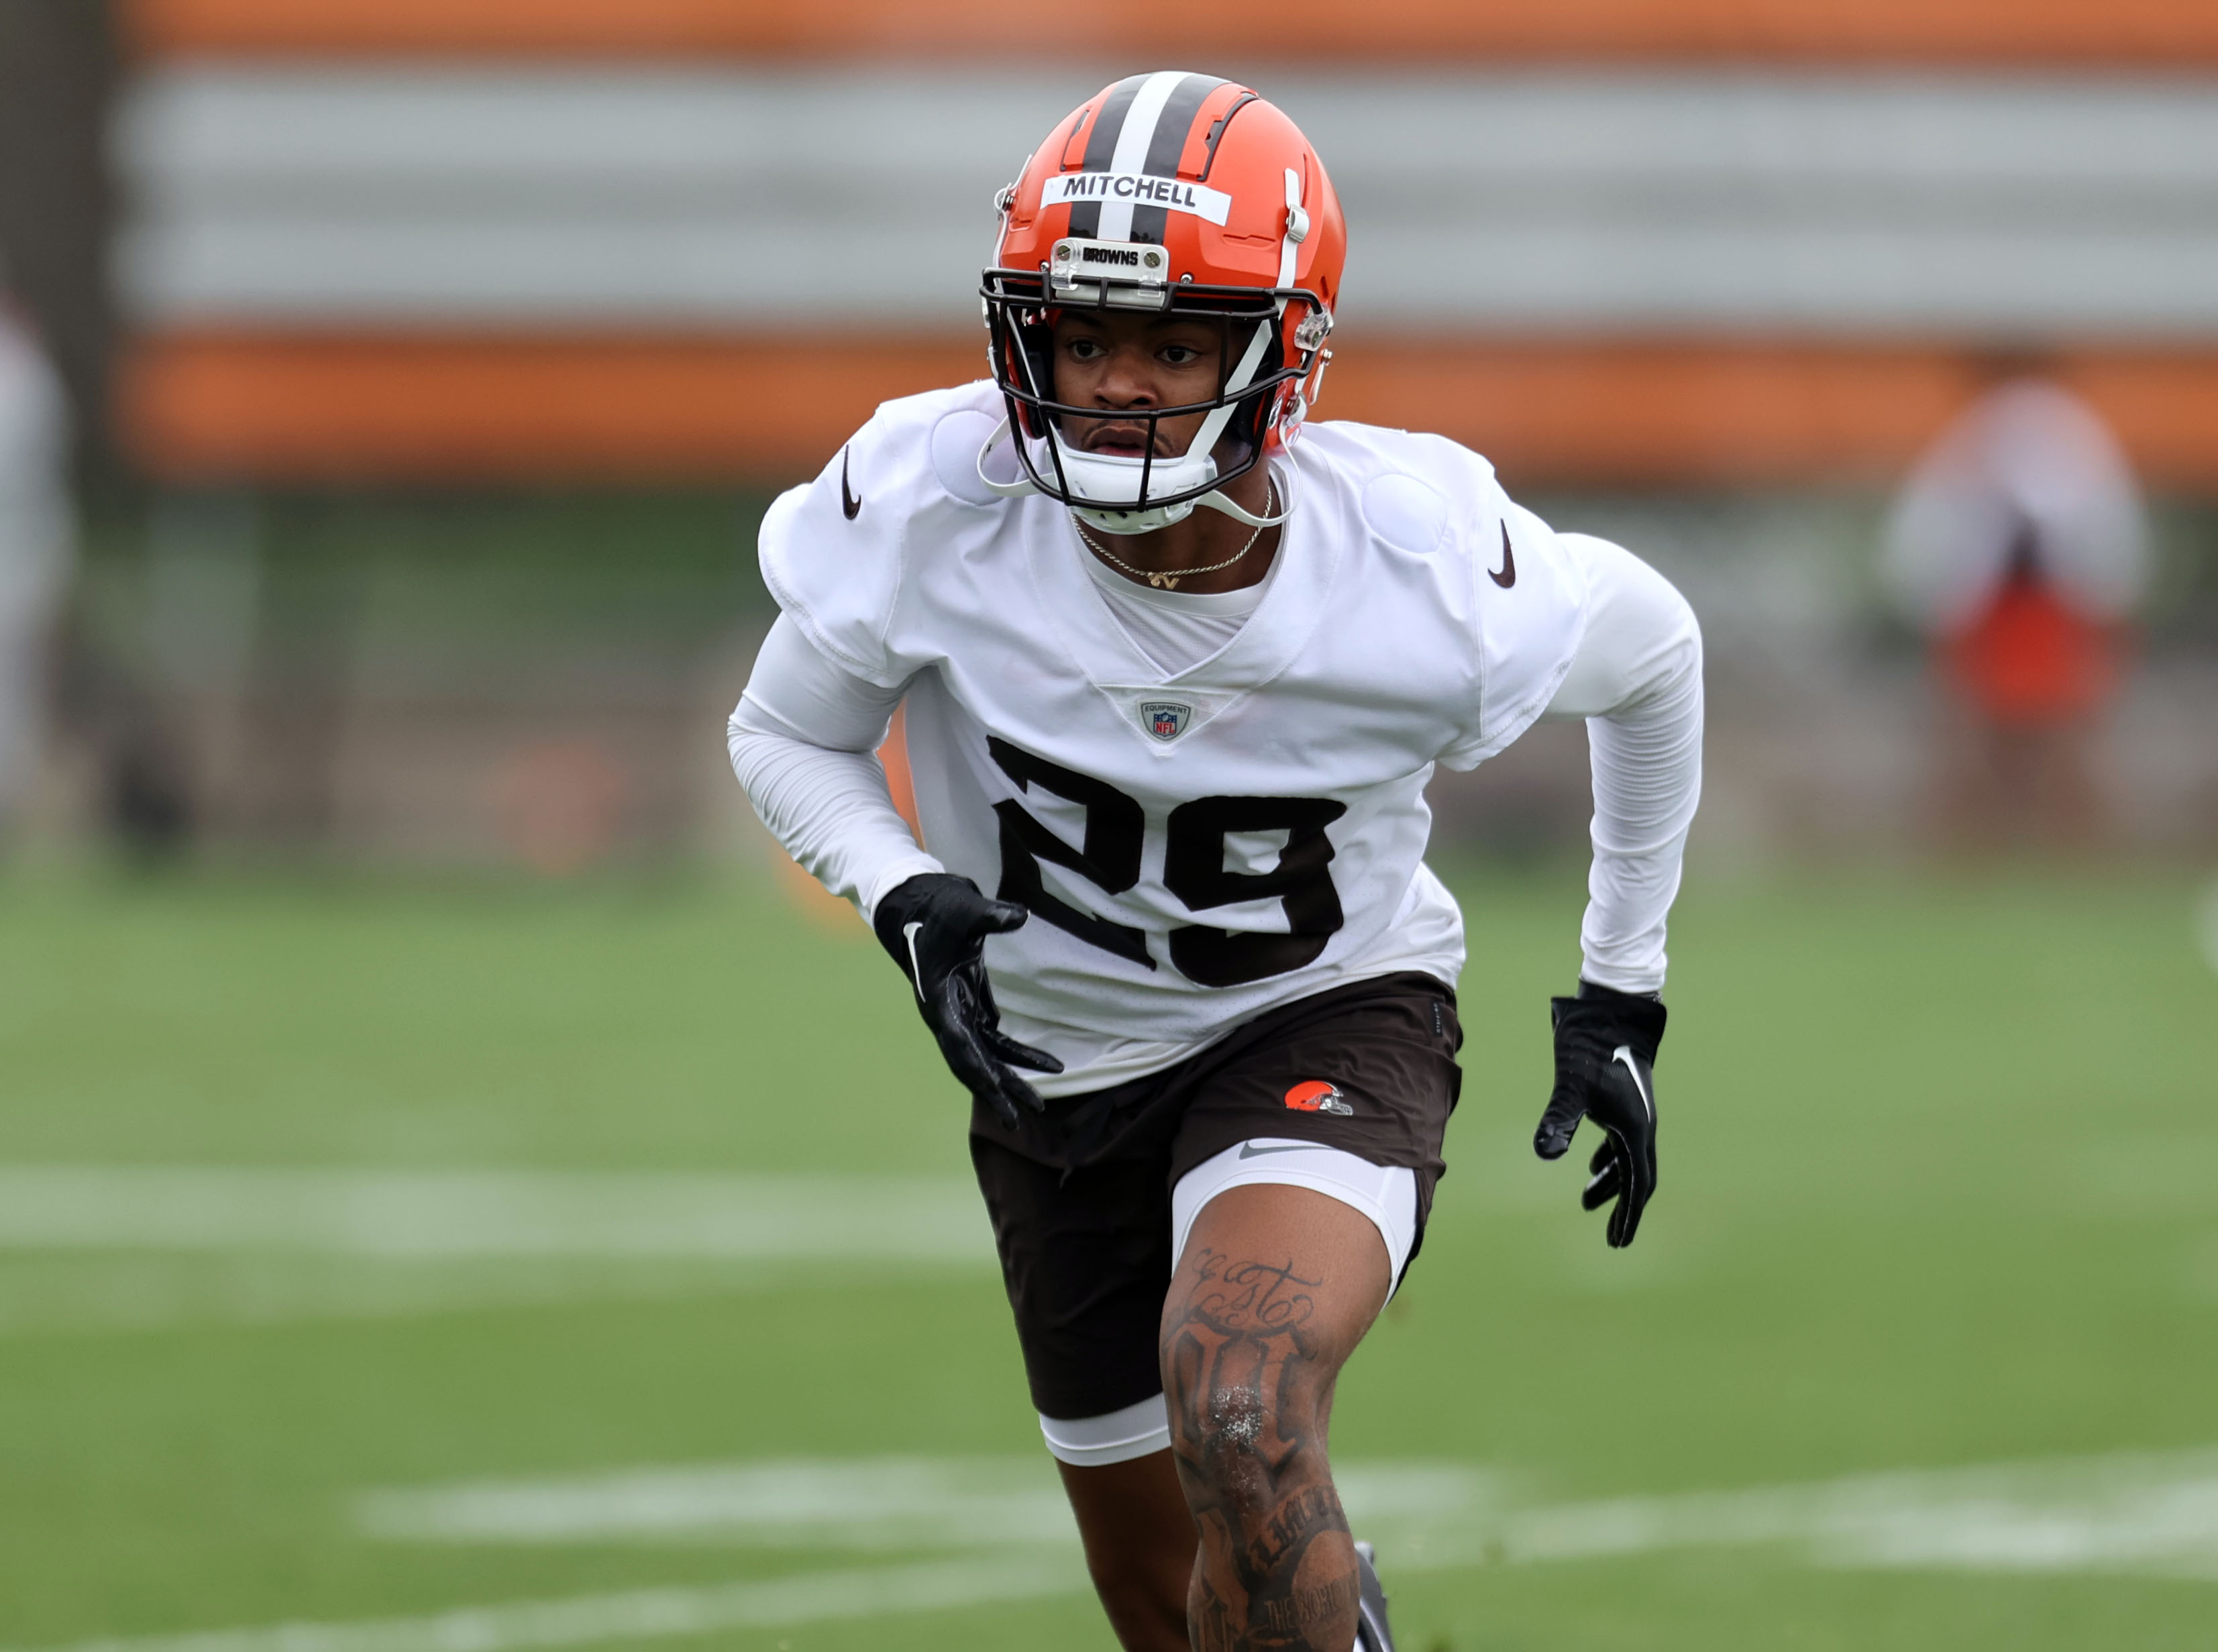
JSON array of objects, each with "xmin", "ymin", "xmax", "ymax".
[
  {"xmin": 1306, "ymin": 421, "xmax": 1589, "ymax": 767},
  {"xmin": 757, "ymin": 380, "xmax": 1007, "ymax": 687}
]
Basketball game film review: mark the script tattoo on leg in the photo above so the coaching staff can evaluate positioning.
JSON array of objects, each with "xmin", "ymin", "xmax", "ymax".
[{"xmin": 1164, "ymin": 1248, "xmax": 1360, "ymax": 1652}]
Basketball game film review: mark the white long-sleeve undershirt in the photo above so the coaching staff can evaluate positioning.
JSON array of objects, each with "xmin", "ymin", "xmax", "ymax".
[
  {"xmin": 728, "ymin": 530, "xmax": 1701, "ymax": 990},
  {"xmin": 1534, "ymin": 534, "xmax": 1704, "ymax": 993},
  {"xmin": 726, "ymin": 618, "xmax": 933, "ymax": 917}
]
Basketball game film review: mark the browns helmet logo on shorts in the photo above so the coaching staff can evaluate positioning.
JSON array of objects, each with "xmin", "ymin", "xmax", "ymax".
[{"xmin": 1283, "ymin": 1079, "xmax": 1355, "ymax": 1115}]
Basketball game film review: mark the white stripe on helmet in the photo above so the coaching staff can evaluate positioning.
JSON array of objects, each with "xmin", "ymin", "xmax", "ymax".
[{"xmin": 1094, "ymin": 70, "xmax": 1192, "ymax": 243}]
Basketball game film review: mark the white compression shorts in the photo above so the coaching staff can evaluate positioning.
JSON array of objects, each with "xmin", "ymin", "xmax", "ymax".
[{"xmin": 1037, "ymin": 1140, "xmax": 1419, "ymax": 1468}]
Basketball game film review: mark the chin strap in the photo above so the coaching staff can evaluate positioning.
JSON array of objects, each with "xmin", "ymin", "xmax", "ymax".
[
  {"xmin": 975, "ymin": 417, "xmax": 1038, "ymax": 500},
  {"xmin": 1195, "ymin": 468, "xmax": 1292, "ymax": 529},
  {"xmin": 1179, "ymin": 166, "xmax": 1306, "ymax": 529},
  {"xmin": 1278, "ymin": 166, "xmax": 1308, "ymax": 290},
  {"xmin": 1176, "ymin": 316, "xmax": 1273, "ymax": 478}
]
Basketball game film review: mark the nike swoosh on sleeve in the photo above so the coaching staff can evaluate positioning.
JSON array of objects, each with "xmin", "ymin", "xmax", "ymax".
[{"xmin": 1237, "ymin": 1142, "xmax": 1320, "ymax": 1160}]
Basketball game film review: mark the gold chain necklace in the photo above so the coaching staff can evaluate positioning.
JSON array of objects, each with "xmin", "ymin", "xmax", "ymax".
[{"xmin": 1072, "ymin": 480, "xmax": 1276, "ymax": 591}]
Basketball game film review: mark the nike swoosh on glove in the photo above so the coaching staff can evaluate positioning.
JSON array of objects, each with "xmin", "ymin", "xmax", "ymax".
[
  {"xmin": 871, "ymin": 873, "xmax": 1063, "ymax": 1128},
  {"xmin": 1532, "ymin": 981, "xmax": 1668, "ymax": 1248}
]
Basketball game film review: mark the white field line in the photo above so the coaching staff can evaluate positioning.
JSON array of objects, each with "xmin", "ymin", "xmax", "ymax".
[
  {"xmin": 2196, "ymin": 876, "xmax": 2218, "ymax": 975},
  {"xmin": 19, "ymin": 1451, "xmax": 2218, "ymax": 1652},
  {"xmin": 1429, "ymin": 1447, "xmax": 2218, "ymax": 1581},
  {"xmin": 358, "ymin": 1457, "xmax": 1488, "ymax": 1552},
  {"xmin": 0, "ymin": 1254, "xmax": 937, "ymax": 1339},
  {"xmin": 364, "ymin": 1449, "xmax": 2218, "ymax": 1582},
  {"xmin": 0, "ymin": 1555, "xmax": 1090, "ymax": 1652},
  {"xmin": 360, "ymin": 1456, "xmax": 1081, "ymax": 1551},
  {"xmin": 0, "ymin": 1167, "xmax": 991, "ymax": 1262}
]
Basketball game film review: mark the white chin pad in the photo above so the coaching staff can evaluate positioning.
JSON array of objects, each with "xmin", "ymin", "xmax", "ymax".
[
  {"xmin": 1045, "ymin": 438, "xmax": 1214, "ymax": 535},
  {"xmin": 1075, "ymin": 500, "xmax": 1192, "ymax": 534}
]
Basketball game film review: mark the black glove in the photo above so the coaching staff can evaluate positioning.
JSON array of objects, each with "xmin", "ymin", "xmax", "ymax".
[
  {"xmin": 1532, "ymin": 981, "xmax": 1667, "ymax": 1248},
  {"xmin": 872, "ymin": 873, "xmax": 1063, "ymax": 1128}
]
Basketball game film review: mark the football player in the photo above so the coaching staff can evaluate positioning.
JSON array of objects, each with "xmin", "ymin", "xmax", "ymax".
[{"xmin": 730, "ymin": 72, "xmax": 1701, "ymax": 1652}]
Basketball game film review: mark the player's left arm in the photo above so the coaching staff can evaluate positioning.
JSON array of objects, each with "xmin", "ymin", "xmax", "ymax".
[{"xmin": 1530, "ymin": 533, "xmax": 1703, "ymax": 1248}]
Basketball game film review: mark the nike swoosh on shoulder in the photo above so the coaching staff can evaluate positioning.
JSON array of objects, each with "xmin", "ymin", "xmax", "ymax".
[
  {"xmin": 1612, "ymin": 1044, "xmax": 1653, "ymax": 1122},
  {"xmin": 1237, "ymin": 1142, "xmax": 1320, "ymax": 1160},
  {"xmin": 841, "ymin": 447, "xmax": 863, "ymax": 520},
  {"xmin": 1489, "ymin": 522, "xmax": 1516, "ymax": 588}
]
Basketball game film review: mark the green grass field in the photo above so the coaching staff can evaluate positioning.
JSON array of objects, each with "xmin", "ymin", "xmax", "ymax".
[{"xmin": 2, "ymin": 862, "xmax": 2215, "ymax": 1651}]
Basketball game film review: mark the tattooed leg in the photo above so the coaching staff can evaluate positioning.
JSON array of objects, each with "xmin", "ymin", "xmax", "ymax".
[{"xmin": 1159, "ymin": 1182, "xmax": 1393, "ymax": 1652}]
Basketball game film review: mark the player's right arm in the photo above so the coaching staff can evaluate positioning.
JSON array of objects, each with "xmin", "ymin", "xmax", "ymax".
[
  {"xmin": 727, "ymin": 615, "xmax": 937, "ymax": 918},
  {"xmin": 732, "ymin": 388, "xmax": 1062, "ymax": 1122},
  {"xmin": 729, "ymin": 616, "xmax": 1061, "ymax": 1125}
]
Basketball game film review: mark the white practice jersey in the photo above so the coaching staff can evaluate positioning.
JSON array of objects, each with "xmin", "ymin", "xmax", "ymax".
[{"xmin": 760, "ymin": 381, "xmax": 1590, "ymax": 1093}]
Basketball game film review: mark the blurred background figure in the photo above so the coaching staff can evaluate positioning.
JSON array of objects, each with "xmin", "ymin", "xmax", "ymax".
[
  {"xmin": 0, "ymin": 272, "xmax": 72, "ymax": 846},
  {"xmin": 1883, "ymin": 370, "xmax": 2150, "ymax": 850}
]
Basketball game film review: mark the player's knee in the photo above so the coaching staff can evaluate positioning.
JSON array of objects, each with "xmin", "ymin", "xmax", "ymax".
[
  {"xmin": 1162, "ymin": 1354, "xmax": 1327, "ymax": 1506},
  {"xmin": 1198, "ymin": 1370, "xmax": 1318, "ymax": 1453}
]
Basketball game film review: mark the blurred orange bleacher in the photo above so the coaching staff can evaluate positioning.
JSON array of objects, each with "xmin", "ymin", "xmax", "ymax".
[{"xmin": 112, "ymin": 0, "xmax": 2218, "ymax": 493}]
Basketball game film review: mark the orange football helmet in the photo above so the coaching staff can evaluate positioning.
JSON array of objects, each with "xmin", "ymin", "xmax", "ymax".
[{"xmin": 981, "ymin": 72, "xmax": 1344, "ymax": 535}]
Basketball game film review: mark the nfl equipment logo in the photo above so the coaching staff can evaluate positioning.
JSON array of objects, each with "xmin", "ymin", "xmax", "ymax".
[{"xmin": 1141, "ymin": 702, "xmax": 1192, "ymax": 742}]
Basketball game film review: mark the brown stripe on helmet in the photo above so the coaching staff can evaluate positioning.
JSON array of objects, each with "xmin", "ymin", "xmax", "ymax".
[
  {"xmin": 1066, "ymin": 73, "xmax": 1146, "ymax": 241},
  {"xmin": 1196, "ymin": 91, "xmax": 1260, "ymax": 183}
]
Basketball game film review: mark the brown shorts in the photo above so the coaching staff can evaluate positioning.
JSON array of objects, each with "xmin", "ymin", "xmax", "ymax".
[{"xmin": 969, "ymin": 971, "xmax": 1463, "ymax": 1421}]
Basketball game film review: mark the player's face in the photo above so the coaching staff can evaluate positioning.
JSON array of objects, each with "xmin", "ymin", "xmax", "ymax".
[{"xmin": 1049, "ymin": 310, "xmax": 1226, "ymax": 459}]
